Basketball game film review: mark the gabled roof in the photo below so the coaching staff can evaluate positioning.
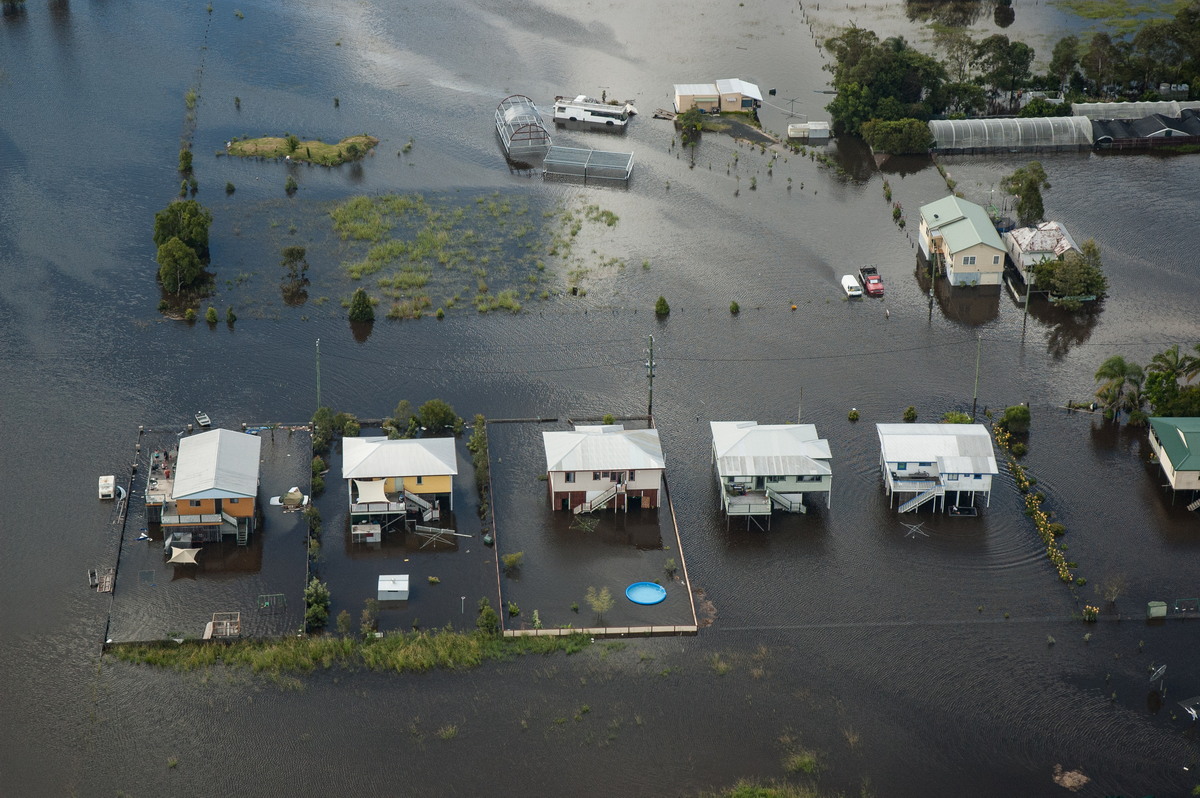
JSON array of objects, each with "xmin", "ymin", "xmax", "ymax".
[
  {"xmin": 919, "ymin": 195, "xmax": 1005, "ymax": 255},
  {"xmin": 715, "ymin": 78, "xmax": 763, "ymax": 101},
  {"xmin": 710, "ymin": 421, "xmax": 832, "ymax": 477},
  {"xmin": 342, "ymin": 436, "xmax": 458, "ymax": 480},
  {"xmin": 1130, "ymin": 113, "xmax": 1191, "ymax": 137},
  {"xmin": 173, "ymin": 428, "xmax": 262, "ymax": 500},
  {"xmin": 1005, "ymin": 221, "xmax": 1080, "ymax": 259},
  {"xmin": 674, "ymin": 83, "xmax": 718, "ymax": 96},
  {"xmin": 543, "ymin": 425, "xmax": 665, "ymax": 472},
  {"xmin": 875, "ymin": 424, "xmax": 998, "ymax": 475},
  {"xmin": 1149, "ymin": 417, "xmax": 1200, "ymax": 472}
]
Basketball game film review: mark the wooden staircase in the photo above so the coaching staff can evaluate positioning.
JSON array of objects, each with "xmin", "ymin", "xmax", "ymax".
[{"xmin": 574, "ymin": 483, "xmax": 619, "ymax": 514}]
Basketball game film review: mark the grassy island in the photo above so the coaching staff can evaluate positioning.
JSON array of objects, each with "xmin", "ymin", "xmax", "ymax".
[
  {"xmin": 227, "ymin": 134, "xmax": 379, "ymax": 165},
  {"xmin": 108, "ymin": 628, "xmax": 590, "ymax": 674}
]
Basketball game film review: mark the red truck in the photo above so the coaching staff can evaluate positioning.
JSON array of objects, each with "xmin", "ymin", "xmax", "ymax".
[{"xmin": 858, "ymin": 266, "xmax": 885, "ymax": 297}]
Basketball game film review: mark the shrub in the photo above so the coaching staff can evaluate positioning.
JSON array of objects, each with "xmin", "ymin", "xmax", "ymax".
[
  {"xmin": 999, "ymin": 404, "xmax": 1031, "ymax": 434},
  {"xmin": 602, "ymin": 414, "xmax": 615, "ymax": 425},
  {"xmin": 205, "ymin": 306, "xmax": 218, "ymax": 324},
  {"xmin": 507, "ymin": 602, "xmax": 520, "ymax": 617},
  {"xmin": 585, "ymin": 586, "xmax": 614, "ymax": 622},
  {"xmin": 476, "ymin": 600, "xmax": 500, "ymax": 635},
  {"xmin": 285, "ymin": 175, "xmax": 299, "ymax": 194},
  {"xmin": 941, "ymin": 411, "xmax": 972, "ymax": 424},
  {"xmin": 730, "ymin": 300, "xmax": 740, "ymax": 315},
  {"xmin": 225, "ymin": 306, "xmax": 236, "ymax": 324},
  {"xmin": 501, "ymin": 552, "xmax": 524, "ymax": 573},
  {"xmin": 312, "ymin": 455, "xmax": 326, "ymax": 477},
  {"xmin": 225, "ymin": 182, "xmax": 235, "ymax": 194},
  {"xmin": 655, "ymin": 296, "xmax": 670, "ymax": 316},
  {"xmin": 1011, "ymin": 442, "xmax": 1027, "ymax": 457},
  {"xmin": 663, "ymin": 558, "xmax": 677, "ymax": 578},
  {"xmin": 903, "ymin": 405, "xmax": 918, "ymax": 423},
  {"xmin": 417, "ymin": 399, "xmax": 459, "ymax": 435},
  {"xmin": 178, "ymin": 147, "xmax": 193, "ymax": 173},
  {"xmin": 427, "ymin": 576, "xmax": 440, "ymax": 585},
  {"xmin": 311, "ymin": 474, "xmax": 325, "ymax": 496},
  {"xmin": 184, "ymin": 307, "xmax": 197, "ymax": 322}
]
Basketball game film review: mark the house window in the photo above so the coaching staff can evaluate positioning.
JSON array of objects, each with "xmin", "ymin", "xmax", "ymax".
[
  {"xmin": 565, "ymin": 472, "xmax": 575, "ymax": 483},
  {"xmin": 918, "ymin": 462, "xmax": 933, "ymax": 468},
  {"xmin": 628, "ymin": 471, "xmax": 636, "ymax": 481},
  {"xmin": 593, "ymin": 472, "xmax": 601, "ymax": 481},
  {"xmin": 228, "ymin": 498, "xmax": 239, "ymax": 504},
  {"xmin": 897, "ymin": 463, "xmax": 907, "ymax": 470},
  {"xmin": 962, "ymin": 256, "xmax": 976, "ymax": 265},
  {"xmin": 189, "ymin": 500, "xmax": 202, "ymax": 507},
  {"xmin": 416, "ymin": 475, "xmax": 424, "ymax": 485},
  {"xmin": 944, "ymin": 474, "xmax": 958, "ymax": 481},
  {"xmin": 992, "ymin": 255, "xmax": 1001, "ymax": 265}
]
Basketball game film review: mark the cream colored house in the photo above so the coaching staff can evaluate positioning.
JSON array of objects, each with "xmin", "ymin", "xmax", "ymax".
[
  {"xmin": 918, "ymin": 195, "xmax": 1007, "ymax": 287},
  {"xmin": 673, "ymin": 83, "xmax": 720, "ymax": 114},
  {"xmin": 543, "ymin": 425, "xmax": 665, "ymax": 513},
  {"xmin": 714, "ymin": 78, "xmax": 763, "ymax": 111},
  {"xmin": 1148, "ymin": 418, "xmax": 1200, "ymax": 501}
]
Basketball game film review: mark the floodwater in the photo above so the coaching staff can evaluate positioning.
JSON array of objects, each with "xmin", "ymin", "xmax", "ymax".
[{"xmin": 2, "ymin": 0, "xmax": 1200, "ymax": 795}]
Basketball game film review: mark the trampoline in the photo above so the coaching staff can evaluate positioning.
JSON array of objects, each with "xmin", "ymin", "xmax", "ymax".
[{"xmin": 626, "ymin": 582, "xmax": 667, "ymax": 605}]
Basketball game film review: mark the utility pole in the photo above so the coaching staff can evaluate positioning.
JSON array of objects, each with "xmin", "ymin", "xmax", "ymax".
[
  {"xmin": 971, "ymin": 332, "xmax": 982, "ymax": 420},
  {"xmin": 315, "ymin": 338, "xmax": 321, "ymax": 410},
  {"xmin": 645, "ymin": 335, "xmax": 655, "ymax": 418},
  {"xmin": 797, "ymin": 386, "xmax": 803, "ymax": 423}
]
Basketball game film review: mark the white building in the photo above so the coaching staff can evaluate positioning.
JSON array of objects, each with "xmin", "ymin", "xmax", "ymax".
[
  {"xmin": 711, "ymin": 421, "xmax": 832, "ymax": 528},
  {"xmin": 543, "ymin": 425, "xmax": 665, "ymax": 513},
  {"xmin": 876, "ymin": 424, "xmax": 998, "ymax": 513},
  {"xmin": 342, "ymin": 437, "xmax": 458, "ymax": 528}
]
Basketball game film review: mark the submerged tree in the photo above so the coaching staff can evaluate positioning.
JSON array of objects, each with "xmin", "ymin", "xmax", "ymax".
[
  {"xmin": 1094, "ymin": 355, "xmax": 1144, "ymax": 421},
  {"xmin": 1033, "ymin": 239, "xmax": 1107, "ymax": 309},
  {"xmin": 1001, "ymin": 162, "xmax": 1051, "ymax": 226},
  {"xmin": 153, "ymin": 199, "xmax": 212, "ymax": 261},
  {"xmin": 417, "ymin": 398, "xmax": 459, "ymax": 436},
  {"xmin": 347, "ymin": 287, "xmax": 374, "ymax": 323},
  {"xmin": 156, "ymin": 236, "xmax": 204, "ymax": 294}
]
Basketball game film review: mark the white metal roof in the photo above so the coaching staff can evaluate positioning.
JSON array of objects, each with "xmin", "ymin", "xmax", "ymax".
[
  {"xmin": 715, "ymin": 78, "xmax": 763, "ymax": 101},
  {"xmin": 543, "ymin": 425, "xmax": 665, "ymax": 472},
  {"xmin": 875, "ymin": 424, "xmax": 998, "ymax": 474},
  {"xmin": 674, "ymin": 83, "xmax": 718, "ymax": 96},
  {"xmin": 342, "ymin": 436, "xmax": 458, "ymax": 480},
  {"xmin": 711, "ymin": 421, "xmax": 832, "ymax": 477},
  {"xmin": 172, "ymin": 428, "xmax": 262, "ymax": 500}
]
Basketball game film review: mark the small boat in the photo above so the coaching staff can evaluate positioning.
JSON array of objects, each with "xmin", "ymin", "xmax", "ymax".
[
  {"xmin": 841, "ymin": 275, "xmax": 863, "ymax": 298},
  {"xmin": 98, "ymin": 475, "xmax": 116, "ymax": 500},
  {"xmin": 195, "ymin": 411, "xmax": 212, "ymax": 427}
]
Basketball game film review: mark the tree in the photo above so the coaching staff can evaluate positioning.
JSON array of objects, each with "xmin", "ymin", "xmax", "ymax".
[
  {"xmin": 1018, "ymin": 98, "xmax": 1068, "ymax": 118},
  {"xmin": 348, "ymin": 287, "xmax": 374, "ymax": 322},
  {"xmin": 585, "ymin": 586, "xmax": 614, "ymax": 623},
  {"xmin": 940, "ymin": 81, "xmax": 987, "ymax": 116},
  {"xmin": 860, "ymin": 118, "xmax": 932, "ymax": 154},
  {"xmin": 156, "ymin": 236, "xmax": 204, "ymax": 294},
  {"xmin": 933, "ymin": 25, "xmax": 977, "ymax": 83},
  {"xmin": 1001, "ymin": 162, "xmax": 1050, "ymax": 226},
  {"xmin": 1049, "ymin": 35, "xmax": 1080, "ymax": 90},
  {"xmin": 1094, "ymin": 355, "xmax": 1144, "ymax": 420},
  {"xmin": 655, "ymin": 296, "xmax": 670, "ymax": 316},
  {"xmin": 417, "ymin": 398, "xmax": 458, "ymax": 435},
  {"xmin": 1080, "ymin": 33, "xmax": 1123, "ymax": 95},
  {"xmin": 153, "ymin": 200, "xmax": 212, "ymax": 261},
  {"xmin": 1037, "ymin": 239, "xmax": 1106, "ymax": 309},
  {"xmin": 303, "ymin": 577, "xmax": 331, "ymax": 630},
  {"xmin": 975, "ymin": 35, "xmax": 1034, "ymax": 111},
  {"xmin": 280, "ymin": 245, "xmax": 308, "ymax": 280},
  {"xmin": 824, "ymin": 27, "xmax": 947, "ymax": 134},
  {"xmin": 677, "ymin": 107, "xmax": 703, "ymax": 146},
  {"xmin": 285, "ymin": 133, "xmax": 300, "ymax": 154}
]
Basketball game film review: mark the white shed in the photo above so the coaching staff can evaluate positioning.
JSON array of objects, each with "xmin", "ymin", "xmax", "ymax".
[{"xmin": 378, "ymin": 574, "xmax": 410, "ymax": 601}]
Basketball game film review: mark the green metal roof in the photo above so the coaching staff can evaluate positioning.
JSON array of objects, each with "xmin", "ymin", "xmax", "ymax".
[
  {"xmin": 919, "ymin": 195, "xmax": 1005, "ymax": 254},
  {"xmin": 1149, "ymin": 417, "xmax": 1200, "ymax": 471}
]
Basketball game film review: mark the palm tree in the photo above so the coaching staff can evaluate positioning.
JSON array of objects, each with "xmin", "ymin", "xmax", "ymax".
[
  {"xmin": 1094, "ymin": 355, "xmax": 1144, "ymax": 420},
  {"xmin": 1149, "ymin": 344, "xmax": 1187, "ymax": 384},
  {"xmin": 1184, "ymin": 343, "xmax": 1200, "ymax": 384}
]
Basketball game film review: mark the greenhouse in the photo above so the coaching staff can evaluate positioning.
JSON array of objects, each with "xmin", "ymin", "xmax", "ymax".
[
  {"xmin": 928, "ymin": 116, "xmax": 1093, "ymax": 154},
  {"xmin": 495, "ymin": 95, "xmax": 551, "ymax": 158},
  {"xmin": 1073, "ymin": 100, "xmax": 1200, "ymax": 120}
]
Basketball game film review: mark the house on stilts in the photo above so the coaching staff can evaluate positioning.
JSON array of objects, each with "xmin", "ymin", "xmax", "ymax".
[
  {"xmin": 876, "ymin": 424, "xmax": 997, "ymax": 514},
  {"xmin": 1147, "ymin": 417, "xmax": 1200, "ymax": 510},
  {"xmin": 710, "ymin": 421, "xmax": 832, "ymax": 529},
  {"xmin": 543, "ymin": 424, "xmax": 665, "ymax": 513},
  {"xmin": 342, "ymin": 437, "xmax": 458, "ymax": 538},
  {"xmin": 147, "ymin": 428, "xmax": 262, "ymax": 547}
]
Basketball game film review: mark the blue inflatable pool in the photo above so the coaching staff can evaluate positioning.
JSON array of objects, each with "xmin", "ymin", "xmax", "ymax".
[{"xmin": 625, "ymin": 581, "xmax": 667, "ymax": 605}]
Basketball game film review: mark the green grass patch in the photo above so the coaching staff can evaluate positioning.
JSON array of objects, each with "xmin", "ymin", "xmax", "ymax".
[
  {"xmin": 228, "ymin": 134, "xmax": 379, "ymax": 166},
  {"xmin": 108, "ymin": 629, "xmax": 591, "ymax": 674}
]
